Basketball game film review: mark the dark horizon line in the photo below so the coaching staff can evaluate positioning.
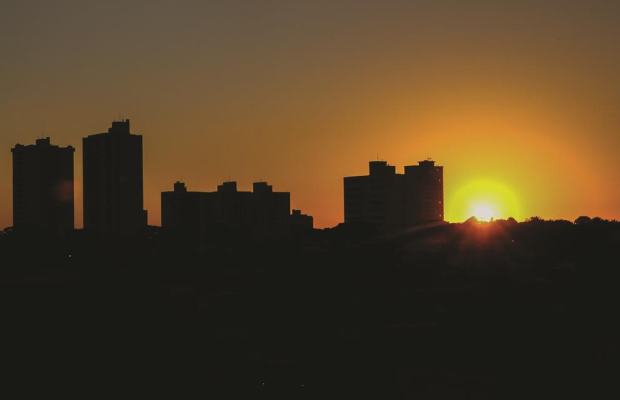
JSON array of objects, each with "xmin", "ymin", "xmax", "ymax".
[{"xmin": 2, "ymin": 215, "xmax": 618, "ymax": 233}]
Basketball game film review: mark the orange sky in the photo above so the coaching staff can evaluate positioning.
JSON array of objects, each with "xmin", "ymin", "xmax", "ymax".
[{"xmin": 2, "ymin": 1, "xmax": 620, "ymax": 229}]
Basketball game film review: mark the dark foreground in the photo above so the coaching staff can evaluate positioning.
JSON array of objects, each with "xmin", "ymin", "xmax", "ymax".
[{"xmin": 2, "ymin": 218, "xmax": 619, "ymax": 398}]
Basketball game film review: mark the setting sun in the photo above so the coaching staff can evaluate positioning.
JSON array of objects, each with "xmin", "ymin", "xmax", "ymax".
[
  {"xmin": 471, "ymin": 204, "xmax": 495, "ymax": 222},
  {"xmin": 447, "ymin": 179, "xmax": 522, "ymax": 222}
]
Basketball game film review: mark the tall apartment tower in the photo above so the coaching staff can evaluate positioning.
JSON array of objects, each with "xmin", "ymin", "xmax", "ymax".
[
  {"xmin": 11, "ymin": 138, "xmax": 75, "ymax": 234},
  {"xmin": 83, "ymin": 119, "xmax": 147, "ymax": 236},
  {"xmin": 344, "ymin": 160, "xmax": 443, "ymax": 232}
]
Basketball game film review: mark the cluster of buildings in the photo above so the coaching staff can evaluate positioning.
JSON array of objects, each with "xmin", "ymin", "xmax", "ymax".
[
  {"xmin": 10, "ymin": 119, "xmax": 443, "ymax": 238},
  {"xmin": 161, "ymin": 181, "xmax": 312, "ymax": 239},
  {"xmin": 344, "ymin": 160, "xmax": 444, "ymax": 232},
  {"xmin": 12, "ymin": 120, "xmax": 148, "ymax": 237}
]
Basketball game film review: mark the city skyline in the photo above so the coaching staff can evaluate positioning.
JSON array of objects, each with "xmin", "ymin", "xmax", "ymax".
[
  {"xmin": 7, "ymin": 120, "xmax": 449, "ymax": 233},
  {"xmin": 3, "ymin": 2, "xmax": 620, "ymax": 395},
  {"xmin": 3, "ymin": 116, "xmax": 618, "ymax": 231},
  {"xmin": 2, "ymin": 1, "xmax": 620, "ymax": 229}
]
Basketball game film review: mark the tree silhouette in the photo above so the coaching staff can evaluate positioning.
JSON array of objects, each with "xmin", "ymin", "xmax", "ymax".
[{"xmin": 574, "ymin": 215, "xmax": 592, "ymax": 225}]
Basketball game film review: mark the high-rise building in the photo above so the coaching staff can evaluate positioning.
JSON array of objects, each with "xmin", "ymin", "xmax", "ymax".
[
  {"xmin": 250, "ymin": 181, "xmax": 291, "ymax": 233},
  {"xmin": 161, "ymin": 182, "xmax": 201, "ymax": 235},
  {"xmin": 83, "ymin": 119, "xmax": 147, "ymax": 236},
  {"xmin": 11, "ymin": 138, "xmax": 75, "ymax": 234},
  {"xmin": 344, "ymin": 160, "xmax": 443, "ymax": 231}
]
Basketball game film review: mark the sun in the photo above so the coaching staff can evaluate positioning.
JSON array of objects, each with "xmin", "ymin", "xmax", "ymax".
[
  {"xmin": 447, "ymin": 179, "xmax": 522, "ymax": 222},
  {"xmin": 472, "ymin": 204, "xmax": 495, "ymax": 222}
]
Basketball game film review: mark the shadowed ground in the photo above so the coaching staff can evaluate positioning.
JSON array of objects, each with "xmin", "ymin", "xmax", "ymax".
[{"xmin": 1, "ymin": 218, "xmax": 619, "ymax": 398}]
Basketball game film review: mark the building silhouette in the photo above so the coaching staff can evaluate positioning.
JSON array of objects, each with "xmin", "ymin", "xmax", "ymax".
[
  {"xmin": 160, "ymin": 182, "xmax": 201, "ymax": 235},
  {"xmin": 344, "ymin": 160, "xmax": 443, "ymax": 231},
  {"xmin": 162, "ymin": 181, "xmax": 304, "ymax": 239},
  {"xmin": 11, "ymin": 138, "xmax": 75, "ymax": 234},
  {"xmin": 290, "ymin": 209, "xmax": 314, "ymax": 230},
  {"xmin": 83, "ymin": 119, "xmax": 147, "ymax": 236}
]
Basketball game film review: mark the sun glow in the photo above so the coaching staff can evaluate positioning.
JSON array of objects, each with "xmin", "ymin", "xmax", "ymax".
[
  {"xmin": 472, "ymin": 204, "xmax": 495, "ymax": 222},
  {"xmin": 447, "ymin": 179, "xmax": 522, "ymax": 222}
]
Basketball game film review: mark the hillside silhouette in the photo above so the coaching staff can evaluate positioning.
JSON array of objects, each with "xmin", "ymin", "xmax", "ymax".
[{"xmin": 2, "ymin": 217, "xmax": 619, "ymax": 398}]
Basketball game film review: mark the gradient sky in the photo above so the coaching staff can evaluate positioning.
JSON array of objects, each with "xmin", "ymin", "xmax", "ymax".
[{"xmin": 2, "ymin": 0, "xmax": 620, "ymax": 229}]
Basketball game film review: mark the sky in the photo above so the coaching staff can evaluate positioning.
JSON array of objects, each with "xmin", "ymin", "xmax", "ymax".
[{"xmin": 1, "ymin": 0, "xmax": 620, "ymax": 229}]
